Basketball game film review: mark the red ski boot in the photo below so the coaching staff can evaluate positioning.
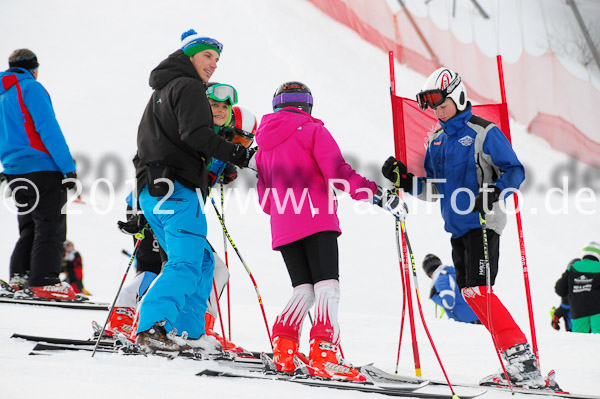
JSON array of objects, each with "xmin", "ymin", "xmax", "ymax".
[{"xmin": 308, "ymin": 340, "xmax": 366, "ymax": 382}]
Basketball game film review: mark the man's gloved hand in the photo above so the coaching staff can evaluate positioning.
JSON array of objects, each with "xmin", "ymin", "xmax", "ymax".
[
  {"xmin": 117, "ymin": 212, "xmax": 147, "ymax": 235},
  {"xmin": 473, "ymin": 185, "xmax": 502, "ymax": 215},
  {"xmin": 220, "ymin": 163, "xmax": 237, "ymax": 184},
  {"xmin": 230, "ymin": 145, "xmax": 258, "ymax": 168},
  {"xmin": 374, "ymin": 186, "xmax": 408, "ymax": 222},
  {"xmin": 62, "ymin": 171, "xmax": 78, "ymax": 190},
  {"xmin": 381, "ymin": 156, "xmax": 414, "ymax": 192},
  {"xmin": 0, "ymin": 173, "xmax": 6, "ymax": 184}
]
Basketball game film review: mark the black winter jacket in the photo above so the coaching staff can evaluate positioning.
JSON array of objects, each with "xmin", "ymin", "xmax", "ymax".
[
  {"xmin": 555, "ymin": 258, "xmax": 600, "ymax": 319},
  {"xmin": 135, "ymin": 50, "xmax": 236, "ymax": 198}
]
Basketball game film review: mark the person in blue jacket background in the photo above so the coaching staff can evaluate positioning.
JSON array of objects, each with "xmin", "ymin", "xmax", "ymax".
[
  {"xmin": 0, "ymin": 48, "xmax": 78, "ymax": 300},
  {"xmin": 423, "ymin": 254, "xmax": 480, "ymax": 324}
]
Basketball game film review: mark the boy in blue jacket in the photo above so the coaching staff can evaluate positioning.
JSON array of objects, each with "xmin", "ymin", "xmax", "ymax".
[
  {"xmin": 0, "ymin": 49, "xmax": 78, "ymax": 300},
  {"xmin": 382, "ymin": 67, "xmax": 557, "ymax": 390}
]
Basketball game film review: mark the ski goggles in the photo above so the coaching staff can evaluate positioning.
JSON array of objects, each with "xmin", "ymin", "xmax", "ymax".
[
  {"xmin": 221, "ymin": 127, "xmax": 254, "ymax": 148},
  {"xmin": 207, "ymin": 84, "xmax": 238, "ymax": 105},
  {"xmin": 231, "ymin": 128, "xmax": 254, "ymax": 148},
  {"xmin": 416, "ymin": 74, "xmax": 461, "ymax": 110},
  {"xmin": 272, "ymin": 92, "xmax": 313, "ymax": 109},
  {"xmin": 189, "ymin": 37, "xmax": 223, "ymax": 53}
]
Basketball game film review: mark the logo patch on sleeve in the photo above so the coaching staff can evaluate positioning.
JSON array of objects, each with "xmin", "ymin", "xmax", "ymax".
[
  {"xmin": 458, "ymin": 135, "xmax": 474, "ymax": 146},
  {"xmin": 433, "ymin": 141, "xmax": 442, "ymax": 146}
]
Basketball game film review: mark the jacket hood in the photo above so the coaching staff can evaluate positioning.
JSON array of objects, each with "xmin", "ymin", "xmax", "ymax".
[
  {"xmin": 256, "ymin": 107, "xmax": 324, "ymax": 151},
  {"xmin": 0, "ymin": 68, "xmax": 34, "ymax": 96},
  {"xmin": 149, "ymin": 49, "xmax": 204, "ymax": 90}
]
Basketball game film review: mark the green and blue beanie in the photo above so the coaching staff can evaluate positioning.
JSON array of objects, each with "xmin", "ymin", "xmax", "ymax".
[{"xmin": 181, "ymin": 29, "xmax": 221, "ymax": 57}]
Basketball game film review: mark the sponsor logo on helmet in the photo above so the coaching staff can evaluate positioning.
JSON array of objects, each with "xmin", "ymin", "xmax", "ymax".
[
  {"xmin": 440, "ymin": 73, "xmax": 451, "ymax": 90},
  {"xmin": 458, "ymin": 135, "xmax": 474, "ymax": 146}
]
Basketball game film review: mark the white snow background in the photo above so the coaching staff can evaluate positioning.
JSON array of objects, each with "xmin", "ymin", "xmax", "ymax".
[{"xmin": 0, "ymin": 1, "xmax": 599, "ymax": 398}]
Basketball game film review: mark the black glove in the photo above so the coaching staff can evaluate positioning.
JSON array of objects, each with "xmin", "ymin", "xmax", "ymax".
[
  {"xmin": 381, "ymin": 156, "xmax": 414, "ymax": 192},
  {"xmin": 62, "ymin": 171, "xmax": 78, "ymax": 190},
  {"xmin": 230, "ymin": 145, "xmax": 258, "ymax": 168},
  {"xmin": 472, "ymin": 185, "xmax": 502, "ymax": 215},
  {"xmin": 220, "ymin": 163, "xmax": 237, "ymax": 184},
  {"xmin": 117, "ymin": 212, "xmax": 147, "ymax": 235},
  {"xmin": 0, "ymin": 173, "xmax": 6, "ymax": 184}
]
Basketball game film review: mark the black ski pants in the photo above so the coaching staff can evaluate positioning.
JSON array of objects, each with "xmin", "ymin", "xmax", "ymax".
[
  {"xmin": 451, "ymin": 227, "xmax": 500, "ymax": 289},
  {"xmin": 6, "ymin": 171, "xmax": 66, "ymax": 286},
  {"xmin": 278, "ymin": 231, "xmax": 339, "ymax": 287}
]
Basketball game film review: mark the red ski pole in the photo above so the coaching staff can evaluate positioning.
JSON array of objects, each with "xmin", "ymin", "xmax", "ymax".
[
  {"xmin": 221, "ymin": 184, "xmax": 232, "ymax": 341},
  {"xmin": 394, "ymin": 221, "xmax": 408, "ymax": 374},
  {"xmin": 401, "ymin": 222, "xmax": 459, "ymax": 398},
  {"xmin": 212, "ymin": 279, "xmax": 229, "ymax": 351}
]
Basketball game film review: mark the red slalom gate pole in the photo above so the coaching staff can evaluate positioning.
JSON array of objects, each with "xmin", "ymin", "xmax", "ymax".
[
  {"xmin": 389, "ymin": 51, "xmax": 422, "ymax": 377},
  {"xmin": 496, "ymin": 55, "xmax": 539, "ymax": 365}
]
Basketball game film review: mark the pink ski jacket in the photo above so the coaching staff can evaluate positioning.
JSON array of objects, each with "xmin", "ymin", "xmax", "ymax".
[{"xmin": 255, "ymin": 108, "xmax": 378, "ymax": 249}]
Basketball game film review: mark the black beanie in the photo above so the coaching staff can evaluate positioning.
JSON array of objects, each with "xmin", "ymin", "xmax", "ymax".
[
  {"xmin": 422, "ymin": 254, "xmax": 442, "ymax": 275},
  {"xmin": 9, "ymin": 54, "xmax": 39, "ymax": 71}
]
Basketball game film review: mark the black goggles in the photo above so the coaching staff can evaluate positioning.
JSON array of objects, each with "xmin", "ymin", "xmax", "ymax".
[{"xmin": 416, "ymin": 74, "xmax": 461, "ymax": 110}]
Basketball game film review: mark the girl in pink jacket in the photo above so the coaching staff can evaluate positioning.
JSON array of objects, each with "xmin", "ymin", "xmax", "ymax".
[{"xmin": 255, "ymin": 81, "xmax": 407, "ymax": 381}]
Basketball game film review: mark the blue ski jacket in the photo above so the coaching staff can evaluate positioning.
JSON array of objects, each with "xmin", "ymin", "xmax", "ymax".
[
  {"xmin": 0, "ymin": 67, "xmax": 75, "ymax": 175},
  {"xmin": 430, "ymin": 265, "xmax": 479, "ymax": 323},
  {"xmin": 411, "ymin": 105, "xmax": 524, "ymax": 238}
]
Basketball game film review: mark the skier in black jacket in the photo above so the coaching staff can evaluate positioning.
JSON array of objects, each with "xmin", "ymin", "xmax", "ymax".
[
  {"xmin": 555, "ymin": 242, "xmax": 600, "ymax": 333},
  {"xmin": 133, "ymin": 29, "xmax": 255, "ymax": 354}
]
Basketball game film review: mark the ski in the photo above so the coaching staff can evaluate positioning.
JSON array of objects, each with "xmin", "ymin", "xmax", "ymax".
[
  {"xmin": 29, "ymin": 342, "xmax": 119, "ymax": 354},
  {"xmin": 0, "ymin": 295, "xmax": 109, "ymax": 310},
  {"xmin": 418, "ymin": 375, "xmax": 596, "ymax": 399},
  {"xmin": 26, "ymin": 341, "xmax": 265, "ymax": 368},
  {"xmin": 12, "ymin": 333, "xmax": 115, "ymax": 347},
  {"xmin": 196, "ymin": 366, "xmax": 485, "ymax": 399}
]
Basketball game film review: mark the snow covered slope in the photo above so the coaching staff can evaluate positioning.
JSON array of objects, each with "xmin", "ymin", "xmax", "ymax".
[{"xmin": 0, "ymin": 0, "xmax": 598, "ymax": 398}]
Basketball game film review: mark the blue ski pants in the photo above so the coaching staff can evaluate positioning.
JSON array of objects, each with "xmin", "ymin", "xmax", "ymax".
[{"xmin": 137, "ymin": 181, "xmax": 214, "ymax": 339}]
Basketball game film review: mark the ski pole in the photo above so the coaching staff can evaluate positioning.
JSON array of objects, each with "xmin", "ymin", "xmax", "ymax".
[
  {"xmin": 210, "ymin": 196, "xmax": 273, "ymax": 349},
  {"xmin": 394, "ymin": 220, "xmax": 408, "ymax": 375},
  {"xmin": 212, "ymin": 279, "xmax": 229, "ymax": 351},
  {"xmin": 92, "ymin": 226, "xmax": 148, "ymax": 357},
  {"xmin": 221, "ymin": 184, "xmax": 232, "ymax": 341},
  {"xmin": 401, "ymin": 221, "xmax": 459, "ymax": 398},
  {"xmin": 388, "ymin": 51, "xmax": 422, "ymax": 376},
  {"xmin": 480, "ymin": 213, "xmax": 514, "ymax": 393}
]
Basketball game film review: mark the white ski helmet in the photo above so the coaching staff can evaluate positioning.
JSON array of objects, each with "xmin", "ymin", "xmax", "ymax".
[
  {"xmin": 417, "ymin": 67, "xmax": 468, "ymax": 112},
  {"xmin": 226, "ymin": 106, "xmax": 257, "ymax": 148}
]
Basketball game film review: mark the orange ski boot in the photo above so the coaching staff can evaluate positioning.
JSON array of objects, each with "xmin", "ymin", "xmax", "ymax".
[{"xmin": 308, "ymin": 340, "xmax": 366, "ymax": 382}]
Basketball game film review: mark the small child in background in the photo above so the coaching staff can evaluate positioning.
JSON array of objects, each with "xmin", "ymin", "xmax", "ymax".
[
  {"xmin": 423, "ymin": 254, "xmax": 480, "ymax": 324},
  {"xmin": 62, "ymin": 241, "xmax": 89, "ymax": 295}
]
